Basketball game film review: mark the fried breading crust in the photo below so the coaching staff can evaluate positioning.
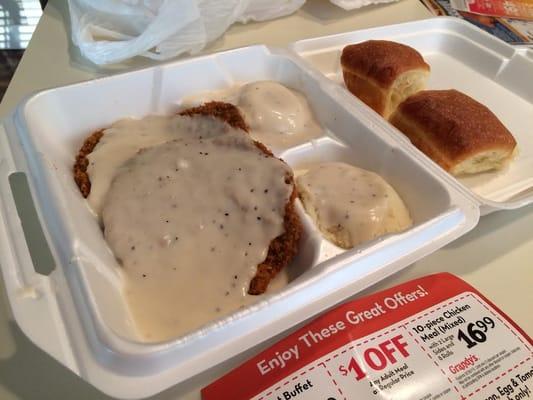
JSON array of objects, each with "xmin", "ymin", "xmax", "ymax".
[
  {"xmin": 248, "ymin": 183, "xmax": 300, "ymax": 295},
  {"xmin": 73, "ymin": 101, "xmax": 300, "ymax": 295},
  {"xmin": 178, "ymin": 101, "xmax": 249, "ymax": 132},
  {"xmin": 73, "ymin": 129, "xmax": 104, "ymax": 198}
]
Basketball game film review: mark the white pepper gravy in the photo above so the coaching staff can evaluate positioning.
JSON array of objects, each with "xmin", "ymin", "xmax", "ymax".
[
  {"xmin": 297, "ymin": 162, "xmax": 412, "ymax": 249},
  {"xmin": 182, "ymin": 81, "xmax": 322, "ymax": 149},
  {"xmin": 101, "ymin": 129, "xmax": 293, "ymax": 341}
]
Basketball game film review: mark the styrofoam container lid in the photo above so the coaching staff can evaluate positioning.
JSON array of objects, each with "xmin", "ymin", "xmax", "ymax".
[
  {"xmin": 290, "ymin": 17, "xmax": 533, "ymax": 215},
  {"xmin": 0, "ymin": 20, "xmax": 503, "ymax": 399}
]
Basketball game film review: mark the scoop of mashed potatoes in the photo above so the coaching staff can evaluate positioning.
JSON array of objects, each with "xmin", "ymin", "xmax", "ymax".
[
  {"xmin": 297, "ymin": 162, "xmax": 412, "ymax": 249},
  {"xmin": 238, "ymin": 81, "xmax": 313, "ymax": 135}
]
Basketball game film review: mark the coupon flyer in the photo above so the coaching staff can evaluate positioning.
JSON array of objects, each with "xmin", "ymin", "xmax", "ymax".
[
  {"xmin": 202, "ymin": 273, "xmax": 532, "ymax": 400},
  {"xmin": 450, "ymin": 0, "xmax": 533, "ymax": 21},
  {"xmin": 419, "ymin": 0, "xmax": 533, "ymax": 44}
]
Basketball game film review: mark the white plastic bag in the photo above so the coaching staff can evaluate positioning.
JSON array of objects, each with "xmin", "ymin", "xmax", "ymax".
[
  {"xmin": 329, "ymin": 0, "xmax": 398, "ymax": 10},
  {"xmin": 67, "ymin": 0, "xmax": 305, "ymax": 65}
]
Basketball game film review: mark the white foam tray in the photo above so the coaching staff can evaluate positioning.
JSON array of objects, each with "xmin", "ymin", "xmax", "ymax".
[
  {"xmin": 291, "ymin": 17, "xmax": 533, "ymax": 215},
  {"xmin": 1, "ymin": 17, "xmax": 527, "ymax": 399}
]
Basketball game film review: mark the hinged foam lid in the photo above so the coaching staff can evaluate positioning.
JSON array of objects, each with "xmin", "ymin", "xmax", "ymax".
[{"xmin": 290, "ymin": 17, "xmax": 533, "ymax": 215}]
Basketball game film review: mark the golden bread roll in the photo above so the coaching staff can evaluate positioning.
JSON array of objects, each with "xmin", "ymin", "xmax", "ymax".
[
  {"xmin": 390, "ymin": 89, "xmax": 517, "ymax": 175},
  {"xmin": 341, "ymin": 40, "xmax": 430, "ymax": 118}
]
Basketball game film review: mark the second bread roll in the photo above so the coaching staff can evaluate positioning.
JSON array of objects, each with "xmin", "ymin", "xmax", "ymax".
[{"xmin": 390, "ymin": 89, "xmax": 517, "ymax": 175}]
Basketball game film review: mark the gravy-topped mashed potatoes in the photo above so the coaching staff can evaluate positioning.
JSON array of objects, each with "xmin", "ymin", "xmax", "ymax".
[
  {"xmin": 74, "ymin": 104, "xmax": 301, "ymax": 342},
  {"xmin": 182, "ymin": 81, "xmax": 322, "ymax": 149},
  {"xmin": 297, "ymin": 162, "xmax": 412, "ymax": 249}
]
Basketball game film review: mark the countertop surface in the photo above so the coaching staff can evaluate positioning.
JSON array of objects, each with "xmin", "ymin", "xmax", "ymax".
[{"xmin": 0, "ymin": 0, "xmax": 531, "ymax": 399}]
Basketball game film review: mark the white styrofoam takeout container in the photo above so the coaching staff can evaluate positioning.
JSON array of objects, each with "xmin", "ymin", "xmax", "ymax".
[
  {"xmin": 290, "ymin": 17, "xmax": 533, "ymax": 215},
  {"xmin": 0, "ymin": 17, "xmax": 529, "ymax": 399}
]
